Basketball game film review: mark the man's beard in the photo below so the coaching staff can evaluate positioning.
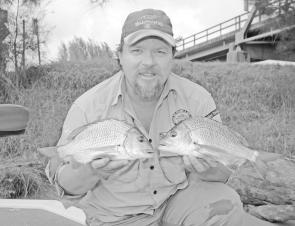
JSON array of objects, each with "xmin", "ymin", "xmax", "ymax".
[{"xmin": 134, "ymin": 78, "xmax": 163, "ymax": 101}]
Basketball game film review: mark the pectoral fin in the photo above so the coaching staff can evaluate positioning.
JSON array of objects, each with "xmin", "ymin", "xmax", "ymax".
[
  {"xmin": 66, "ymin": 124, "xmax": 89, "ymax": 141},
  {"xmin": 37, "ymin": 147, "xmax": 58, "ymax": 158}
]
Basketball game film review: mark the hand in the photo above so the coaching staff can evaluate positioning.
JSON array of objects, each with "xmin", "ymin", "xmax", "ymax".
[
  {"xmin": 183, "ymin": 155, "xmax": 232, "ymax": 183},
  {"xmin": 90, "ymin": 157, "xmax": 130, "ymax": 179}
]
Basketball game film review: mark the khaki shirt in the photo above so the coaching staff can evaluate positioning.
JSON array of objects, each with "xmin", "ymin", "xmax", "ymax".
[{"xmin": 46, "ymin": 71, "xmax": 221, "ymax": 224}]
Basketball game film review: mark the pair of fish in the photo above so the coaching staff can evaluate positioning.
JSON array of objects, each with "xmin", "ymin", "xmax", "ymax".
[
  {"xmin": 38, "ymin": 117, "xmax": 269, "ymax": 175},
  {"xmin": 38, "ymin": 119, "xmax": 154, "ymax": 163}
]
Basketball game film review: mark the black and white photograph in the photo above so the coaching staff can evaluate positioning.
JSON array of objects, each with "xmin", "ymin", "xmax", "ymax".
[{"xmin": 0, "ymin": 0, "xmax": 295, "ymax": 225}]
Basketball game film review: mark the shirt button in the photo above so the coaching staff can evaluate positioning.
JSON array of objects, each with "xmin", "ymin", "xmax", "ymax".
[
  {"xmin": 148, "ymin": 138, "xmax": 152, "ymax": 143},
  {"xmin": 150, "ymin": 165, "xmax": 154, "ymax": 170},
  {"xmin": 153, "ymin": 190, "xmax": 157, "ymax": 195}
]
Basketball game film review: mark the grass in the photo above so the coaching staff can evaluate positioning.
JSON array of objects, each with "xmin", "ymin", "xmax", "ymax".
[{"xmin": 0, "ymin": 59, "xmax": 294, "ymax": 199}]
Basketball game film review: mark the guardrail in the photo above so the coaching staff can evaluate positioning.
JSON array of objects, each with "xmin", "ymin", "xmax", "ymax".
[{"xmin": 176, "ymin": 0, "xmax": 295, "ymax": 51}]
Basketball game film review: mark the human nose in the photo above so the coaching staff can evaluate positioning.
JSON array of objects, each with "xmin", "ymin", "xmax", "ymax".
[{"xmin": 142, "ymin": 51, "xmax": 155, "ymax": 66}]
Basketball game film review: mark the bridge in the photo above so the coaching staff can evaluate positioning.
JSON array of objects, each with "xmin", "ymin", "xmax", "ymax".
[{"xmin": 174, "ymin": 0, "xmax": 295, "ymax": 62}]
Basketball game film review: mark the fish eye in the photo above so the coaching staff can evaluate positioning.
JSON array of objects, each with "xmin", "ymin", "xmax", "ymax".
[
  {"xmin": 137, "ymin": 135, "xmax": 145, "ymax": 143},
  {"xmin": 170, "ymin": 130, "xmax": 177, "ymax": 137}
]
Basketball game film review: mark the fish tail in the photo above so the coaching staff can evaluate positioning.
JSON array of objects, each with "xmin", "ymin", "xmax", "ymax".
[
  {"xmin": 252, "ymin": 152, "xmax": 269, "ymax": 179},
  {"xmin": 252, "ymin": 150, "xmax": 282, "ymax": 180},
  {"xmin": 37, "ymin": 147, "xmax": 58, "ymax": 158}
]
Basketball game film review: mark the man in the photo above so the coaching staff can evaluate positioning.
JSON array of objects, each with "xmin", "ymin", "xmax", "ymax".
[{"xmin": 46, "ymin": 8, "xmax": 274, "ymax": 226}]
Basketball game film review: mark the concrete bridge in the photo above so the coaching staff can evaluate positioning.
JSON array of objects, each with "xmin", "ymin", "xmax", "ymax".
[{"xmin": 175, "ymin": 0, "xmax": 295, "ymax": 62}]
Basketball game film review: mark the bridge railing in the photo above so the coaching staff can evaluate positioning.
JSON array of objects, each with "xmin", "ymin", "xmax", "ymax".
[
  {"xmin": 176, "ymin": 0, "xmax": 294, "ymax": 51},
  {"xmin": 175, "ymin": 12, "xmax": 249, "ymax": 51}
]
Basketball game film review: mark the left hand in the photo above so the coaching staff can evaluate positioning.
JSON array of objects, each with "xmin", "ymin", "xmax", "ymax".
[{"xmin": 183, "ymin": 155, "xmax": 232, "ymax": 183}]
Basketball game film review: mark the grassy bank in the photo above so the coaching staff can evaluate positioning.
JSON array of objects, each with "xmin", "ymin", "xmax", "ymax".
[{"xmin": 0, "ymin": 59, "xmax": 294, "ymax": 199}]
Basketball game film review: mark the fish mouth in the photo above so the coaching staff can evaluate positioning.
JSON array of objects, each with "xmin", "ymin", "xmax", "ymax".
[
  {"xmin": 158, "ymin": 143, "xmax": 168, "ymax": 151},
  {"xmin": 138, "ymin": 147, "xmax": 154, "ymax": 157},
  {"xmin": 138, "ymin": 149, "xmax": 154, "ymax": 159},
  {"xmin": 141, "ymin": 147, "xmax": 154, "ymax": 154}
]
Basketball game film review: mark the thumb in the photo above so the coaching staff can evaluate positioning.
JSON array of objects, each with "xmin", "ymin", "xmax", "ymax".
[{"xmin": 189, "ymin": 156, "xmax": 209, "ymax": 172}]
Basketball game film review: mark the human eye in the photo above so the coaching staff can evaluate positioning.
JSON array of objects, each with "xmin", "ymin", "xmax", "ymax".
[
  {"xmin": 155, "ymin": 49, "xmax": 169, "ymax": 56},
  {"xmin": 129, "ymin": 48, "xmax": 142, "ymax": 54}
]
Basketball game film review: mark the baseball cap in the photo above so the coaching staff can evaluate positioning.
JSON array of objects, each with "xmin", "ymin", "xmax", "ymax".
[{"xmin": 121, "ymin": 9, "xmax": 175, "ymax": 47}]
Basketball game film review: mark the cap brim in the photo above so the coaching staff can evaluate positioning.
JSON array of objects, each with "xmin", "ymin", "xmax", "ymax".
[{"xmin": 124, "ymin": 29, "xmax": 175, "ymax": 47}]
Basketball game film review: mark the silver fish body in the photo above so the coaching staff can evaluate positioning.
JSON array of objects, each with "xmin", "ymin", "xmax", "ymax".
[
  {"xmin": 38, "ymin": 119, "xmax": 154, "ymax": 164},
  {"xmin": 158, "ymin": 117, "xmax": 262, "ymax": 171}
]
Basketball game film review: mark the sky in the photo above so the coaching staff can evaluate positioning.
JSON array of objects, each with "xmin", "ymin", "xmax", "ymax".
[{"xmin": 43, "ymin": 0, "xmax": 246, "ymax": 61}]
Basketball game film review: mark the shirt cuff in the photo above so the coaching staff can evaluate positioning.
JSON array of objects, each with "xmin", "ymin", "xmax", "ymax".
[{"xmin": 46, "ymin": 161, "xmax": 84, "ymax": 200}]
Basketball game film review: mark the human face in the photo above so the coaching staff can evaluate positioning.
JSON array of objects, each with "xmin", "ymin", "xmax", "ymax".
[{"xmin": 119, "ymin": 37, "xmax": 173, "ymax": 102}]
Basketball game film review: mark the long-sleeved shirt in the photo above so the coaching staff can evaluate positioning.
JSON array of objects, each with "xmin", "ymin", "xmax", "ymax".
[{"xmin": 46, "ymin": 70, "xmax": 221, "ymax": 224}]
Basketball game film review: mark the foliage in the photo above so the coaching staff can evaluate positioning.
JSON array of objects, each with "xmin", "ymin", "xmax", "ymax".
[
  {"xmin": 0, "ymin": 59, "xmax": 294, "ymax": 199},
  {"xmin": 58, "ymin": 37, "xmax": 114, "ymax": 62},
  {"xmin": 1, "ymin": 0, "xmax": 49, "ymax": 71},
  {"xmin": 254, "ymin": 0, "xmax": 295, "ymax": 60},
  {"xmin": 57, "ymin": 42, "xmax": 67, "ymax": 62}
]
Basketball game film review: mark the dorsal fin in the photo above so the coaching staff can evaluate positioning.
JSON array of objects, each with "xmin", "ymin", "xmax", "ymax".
[
  {"xmin": 66, "ymin": 123, "xmax": 94, "ymax": 141},
  {"xmin": 65, "ymin": 118, "xmax": 132, "ymax": 141},
  {"xmin": 230, "ymin": 129, "xmax": 249, "ymax": 147}
]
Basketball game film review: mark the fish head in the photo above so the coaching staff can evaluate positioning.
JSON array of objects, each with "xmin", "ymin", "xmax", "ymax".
[
  {"xmin": 158, "ymin": 122, "xmax": 195, "ymax": 155},
  {"xmin": 123, "ymin": 128, "xmax": 154, "ymax": 159}
]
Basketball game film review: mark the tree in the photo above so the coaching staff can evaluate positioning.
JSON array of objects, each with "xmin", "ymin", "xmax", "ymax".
[
  {"xmin": 68, "ymin": 37, "xmax": 88, "ymax": 61},
  {"xmin": 0, "ymin": 0, "xmax": 49, "ymax": 72},
  {"xmin": 57, "ymin": 37, "xmax": 114, "ymax": 62},
  {"xmin": 57, "ymin": 42, "xmax": 68, "ymax": 62},
  {"xmin": 245, "ymin": 0, "xmax": 295, "ymax": 60},
  {"xmin": 0, "ymin": 8, "xmax": 9, "ymax": 71},
  {"xmin": 256, "ymin": 0, "xmax": 295, "ymax": 60}
]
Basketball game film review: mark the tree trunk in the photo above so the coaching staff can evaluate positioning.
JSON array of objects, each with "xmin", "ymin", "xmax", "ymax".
[{"xmin": 13, "ymin": 0, "xmax": 20, "ymax": 74}]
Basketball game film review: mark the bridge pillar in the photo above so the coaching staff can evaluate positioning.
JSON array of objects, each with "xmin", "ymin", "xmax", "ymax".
[{"xmin": 226, "ymin": 45, "xmax": 249, "ymax": 63}]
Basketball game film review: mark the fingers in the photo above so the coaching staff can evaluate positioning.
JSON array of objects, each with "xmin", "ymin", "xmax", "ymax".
[
  {"xmin": 90, "ymin": 158, "xmax": 129, "ymax": 171},
  {"xmin": 183, "ymin": 155, "xmax": 232, "ymax": 182},
  {"xmin": 90, "ymin": 158, "xmax": 130, "ymax": 180},
  {"xmin": 103, "ymin": 160, "xmax": 130, "ymax": 171},
  {"xmin": 183, "ymin": 155, "xmax": 220, "ymax": 172},
  {"xmin": 90, "ymin": 157, "xmax": 110, "ymax": 169},
  {"xmin": 198, "ymin": 163, "xmax": 232, "ymax": 183},
  {"xmin": 183, "ymin": 156, "xmax": 205, "ymax": 172},
  {"xmin": 183, "ymin": 155, "xmax": 194, "ymax": 172}
]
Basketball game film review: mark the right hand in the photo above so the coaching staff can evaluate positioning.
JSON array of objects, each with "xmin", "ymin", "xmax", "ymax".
[
  {"xmin": 90, "ymin": 157, "xmax": 130, "ymax": 179},
  {"xmin": 183, "ymin": 155, "xmax": 232, "ymax": 183}
]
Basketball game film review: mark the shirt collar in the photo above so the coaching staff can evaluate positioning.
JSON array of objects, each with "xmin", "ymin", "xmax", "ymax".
[
  {"xmin": 110, "ymin": 70, "xmax": 124, "ymax": 106},
  {"xmin": 160, "ymin": 72, "xmax": 178, "ymax": 99}
]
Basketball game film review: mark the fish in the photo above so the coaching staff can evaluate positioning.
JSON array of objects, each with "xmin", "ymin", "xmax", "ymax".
[
  {"xmin": 38, "ymin": 119, "xmax": 154, "ymax": 164},
  {"xmin": 158, "ymin": 116, "xmax": 268, "ymax": 175}
]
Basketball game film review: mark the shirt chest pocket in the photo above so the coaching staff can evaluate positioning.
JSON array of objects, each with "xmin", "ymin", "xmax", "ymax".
[
  {"xmin": 159, "ymin": 157, "xmax": 187, "ymax": 185},
  {"xmin": 107, "ymin": 161, "xmax": 139, "ymax": 184}
]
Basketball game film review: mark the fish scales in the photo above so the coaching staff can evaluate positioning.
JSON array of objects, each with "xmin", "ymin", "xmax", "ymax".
[
  {"xmin": 183, "ymin": 118, "xmax": 244, "ymax": 147},
  {"xmin": 69, "ymin": 120, "xmax": 130, "ymax": 149},
  {"xmin": 181, "ymin": 117, "xmax": 253, "ymax": 162},
  {"xmin": 74, "ymin": 120, "xmax": 129, "ymax": 142}
]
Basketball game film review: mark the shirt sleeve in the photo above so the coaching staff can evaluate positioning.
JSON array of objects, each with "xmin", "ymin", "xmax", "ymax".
[
  {"xmin": 193, "ymin": 91, "xmax": 222, "ymax": 123},
  {"xmin": 45, "ymin": 103, "xmax": 88, "ymax": 199}
]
